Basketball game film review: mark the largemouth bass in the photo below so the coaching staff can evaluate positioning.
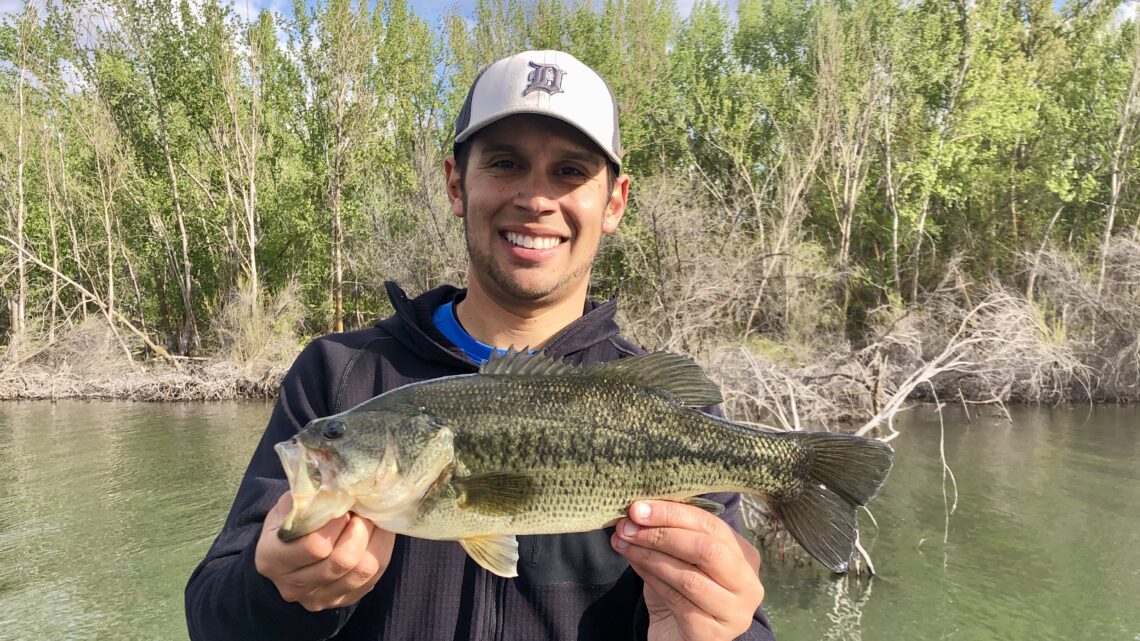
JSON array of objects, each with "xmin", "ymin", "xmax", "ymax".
[{"xmin": 275, "ymin": 350, "xmax": 893, "ymax": 576}]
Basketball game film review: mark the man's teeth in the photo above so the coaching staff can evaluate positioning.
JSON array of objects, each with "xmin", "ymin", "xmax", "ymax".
[{"xmin": 505, "ymin": 231, "xmax": 562, "ymax": 250}]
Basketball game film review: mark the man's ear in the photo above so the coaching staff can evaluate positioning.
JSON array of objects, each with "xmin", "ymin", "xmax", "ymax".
[
  {"xmin": 444, "ymin": 155, "xmax": 465, "ymax": 218},
  {"xmin": 603, "ymin": 173, "xmax": 630, "ymax": 234}
]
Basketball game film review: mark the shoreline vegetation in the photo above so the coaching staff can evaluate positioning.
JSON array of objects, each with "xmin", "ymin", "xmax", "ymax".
[{"xmin": 3, "ymin": 0, "xmax": 1140, "ymax": 416}]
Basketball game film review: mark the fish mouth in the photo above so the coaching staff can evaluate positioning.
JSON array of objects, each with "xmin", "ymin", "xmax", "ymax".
[
  {"xmin": 274, "ymin": 438, "xmax": 351, "ymax": 541},
  {"xmin": 276, "ymin": 438, "xmax": 325, "ymax": 496}
]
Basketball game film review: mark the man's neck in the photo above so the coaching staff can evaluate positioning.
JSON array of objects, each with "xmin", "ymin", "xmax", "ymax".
[{"xmin": 455, "ymin": 276, "xmax": 588, "ymax": 351}]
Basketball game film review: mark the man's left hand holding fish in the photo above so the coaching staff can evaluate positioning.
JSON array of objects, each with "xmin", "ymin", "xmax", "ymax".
[{"xmin": 613, "ymin": 499, "xmax": 766, "ymax": 641}]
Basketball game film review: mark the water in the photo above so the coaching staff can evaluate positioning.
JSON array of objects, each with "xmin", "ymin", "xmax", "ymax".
[
  {"xmin": 0, "ymin": 402, "xmax": 1137, "ymax": 640},
  {"xmin": 0, "ymin": 401, "xmax": 270, "ymax": 641},
  {"xmin": 760, "ymin": 405, "xmax": 1140, "ymax": 641}
]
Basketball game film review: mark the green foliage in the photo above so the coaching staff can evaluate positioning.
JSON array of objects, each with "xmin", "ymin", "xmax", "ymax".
[{"xmin": 1, "ymin": 0, "xmax": 1139, "ymax": 354}]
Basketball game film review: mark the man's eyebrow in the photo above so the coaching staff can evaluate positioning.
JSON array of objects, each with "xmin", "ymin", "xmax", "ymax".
[
  {"xmin": 480, "ymin": 143, "xmax": 521, "ymax": 155},
  {"xmin": 557, "ymin": 149, "xmax": 604, "ymax": 166},
  {"xmin": 478, "ymin": 142, "xmax": 603, "ymax": 167}
]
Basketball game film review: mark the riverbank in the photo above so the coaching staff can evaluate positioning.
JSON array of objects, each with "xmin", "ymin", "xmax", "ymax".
[
  {"xmin": 3, "ymin": 267, "xmax": 1136, "ymax": 411},
  {"xmin": 0, "ymin": 306, "xmax": 1127, "ymax": 410},
  {"xmin": 0, "ymin": 358, "xmax": 285, "ymax": 401}
]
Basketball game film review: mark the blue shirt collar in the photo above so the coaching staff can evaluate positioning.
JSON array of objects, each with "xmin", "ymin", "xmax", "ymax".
[{"xmin": 431, "ymin": 300, "xmax": 508, "ymax": 365}]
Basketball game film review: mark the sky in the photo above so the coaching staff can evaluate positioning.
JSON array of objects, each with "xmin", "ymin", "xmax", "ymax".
[
  {"xmin": 1, "ymin": 0, "xmax": 1136, "ymax": 37},
  {"xmin": 220, "ymin": 0, "xmax": 723, "ymax": 27},
  {"xmin": 214, "ymin": 0, "xmax": 1133, "ymax": 27}
]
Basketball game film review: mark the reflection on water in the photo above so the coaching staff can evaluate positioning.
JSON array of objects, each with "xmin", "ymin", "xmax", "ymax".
[
  {"xmin": 761, "ymin": 404, "xmax": 1140, "ymax": 641},
  {"xmin": 0, "ymin": 401, "xmax": 270, "ymax": 641},
  {"xmin": 822, "ymin": 574, "xmax": 872, "ymax": 641},
  {"xmin": 0, "ymin": 402, "xmax": 1138, "ymax": 640}
]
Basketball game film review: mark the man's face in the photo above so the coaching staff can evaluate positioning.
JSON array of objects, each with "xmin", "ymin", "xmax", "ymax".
[{"xmin": 445, "ymin": 115, "xmax": 628, "ymax": 306}]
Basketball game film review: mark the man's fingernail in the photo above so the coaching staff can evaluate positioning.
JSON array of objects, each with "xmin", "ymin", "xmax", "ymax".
[
  {"xmin": 623, "ymin": 521, "xmax": 640, "ymax": 537},
  {"xmin": 634, "ymin": 502, "xmax": 651, "ymax": 520}
]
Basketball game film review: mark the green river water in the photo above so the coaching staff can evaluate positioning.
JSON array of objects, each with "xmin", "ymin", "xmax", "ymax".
[{"xmin": 0, "ymin": 401, "xmax": 1136, "ymax": 640}]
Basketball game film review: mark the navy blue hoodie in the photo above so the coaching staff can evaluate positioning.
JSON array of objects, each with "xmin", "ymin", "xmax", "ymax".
[{"xmin": 185, "ymin": 282, "xmax": 775, "ymax": 641}]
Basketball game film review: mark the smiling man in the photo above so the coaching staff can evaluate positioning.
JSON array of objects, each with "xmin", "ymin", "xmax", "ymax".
[{"xmin": 186, "ymin": 50, "xmax": 774, "ymax": 641}]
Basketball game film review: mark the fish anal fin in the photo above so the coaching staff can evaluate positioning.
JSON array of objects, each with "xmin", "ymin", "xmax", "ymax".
[
  {"xmin": 460, "ymin": 534, "xmax": 519, "ymax": 578},
  {"xmin": 453, "ymin": 471, "xmax": 535, "ymax": 515}
]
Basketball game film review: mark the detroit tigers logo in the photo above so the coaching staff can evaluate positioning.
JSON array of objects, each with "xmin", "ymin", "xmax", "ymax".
[{"xmin": 523, "ymin": 62, "xmax": 565, "ymax": 96}]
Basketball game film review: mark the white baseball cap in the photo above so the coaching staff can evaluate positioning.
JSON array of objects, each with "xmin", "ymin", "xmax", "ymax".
[{"xmin": 453, "ymin": 50, "xmax": 623, "ymax": 168}]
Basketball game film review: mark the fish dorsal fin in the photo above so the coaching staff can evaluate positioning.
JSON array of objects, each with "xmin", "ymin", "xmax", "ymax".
[
  {"xmin": 480, "ymin": 349, "xmax": 722, "ymax": 407},
  {"xmin": 480, "ymin": 347, "xmax": 579, "ymax": 377},
  {"xmin": 584, "ymin": 353, "xmax": 723, "ymax": 406}
]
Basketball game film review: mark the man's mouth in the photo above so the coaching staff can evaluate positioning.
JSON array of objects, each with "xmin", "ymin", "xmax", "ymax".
[{"xmin": 503, "ymin": 231, "xmax": 565, "ymax": 250}]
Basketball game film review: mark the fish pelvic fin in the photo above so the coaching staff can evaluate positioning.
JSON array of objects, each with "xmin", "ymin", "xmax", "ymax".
[
  {"xmin": 773, "ymin": 432, "xmax": 894, "ymax": 573},
  {"xmin": 682, "ymin": 496, "xmax": 726, "ymax": 516},
  {"xmin": 481, "ymin": 349, "xmax": 722, "ymax": 407},
  {"xmin": 460, "ymin": 534, "xmax": 519, "ymax": 578}
]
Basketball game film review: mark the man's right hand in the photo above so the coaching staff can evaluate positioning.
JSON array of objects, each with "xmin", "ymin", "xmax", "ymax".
[{"xmin": 255, "ymin": 492, "xmax": 395, "ymax": 612}]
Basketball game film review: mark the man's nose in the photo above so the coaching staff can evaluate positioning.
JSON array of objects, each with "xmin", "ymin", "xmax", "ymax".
[{"xmin": 513, "ymin": 171, "xmax": 557, "ymax": 215}]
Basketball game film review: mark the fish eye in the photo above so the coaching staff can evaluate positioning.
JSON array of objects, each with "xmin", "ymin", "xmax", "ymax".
[{"xmin": 322, "ymin": 419, "xmax": 347, "ymax": 440}]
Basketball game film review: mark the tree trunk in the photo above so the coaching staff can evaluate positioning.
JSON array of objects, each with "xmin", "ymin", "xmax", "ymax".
[
  {"xmin": 43, "ymin": 119, "xmax": 61, "ymax": 344},
  {"xmin": 153, "ymin": 79, "xmax": 200, "ymax": 355},
  {"xmin": 331, "ymin": 183, "xmax": 344, "ymax": 333},
  {"xmin": 1097, "ymin": 23, "xmax": 1140, "ymax": 298},
  {"xmin": 882, "ymin": 65, "xmax": 902, "ymax": 295},
  {"xmin": 1026, "ymin": 205, "xmax": 1064, "ymax": 301},
  {"xmin": 10, "ymin": 10, "xmax": 31, "ymax": 356},
  {"xmin": 910, "ymin": 0, "xmax": 972, "ymax": 302}
]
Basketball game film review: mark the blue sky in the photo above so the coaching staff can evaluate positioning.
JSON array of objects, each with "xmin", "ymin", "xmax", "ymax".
[{"xmin": 223, "ymin": 0, "xmax": 722, "ymax": 28}]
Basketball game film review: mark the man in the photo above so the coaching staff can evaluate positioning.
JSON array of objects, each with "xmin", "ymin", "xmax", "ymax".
[{"xmin": 185, "ymin": 50, "xmax": 774, "ymax": 641}]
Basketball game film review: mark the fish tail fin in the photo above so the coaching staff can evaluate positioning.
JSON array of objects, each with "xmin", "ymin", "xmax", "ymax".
[{"xmin": 772, "ymin": 432, "xmax": 893, "ymax": 573}]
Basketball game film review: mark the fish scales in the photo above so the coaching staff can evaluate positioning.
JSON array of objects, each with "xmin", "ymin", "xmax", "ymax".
[
  {"xmin": 275, "ymin": 350, "xmax": 894, "ymax": 576},
  {"xmin": 371, "ymin": 373, "xmax": 802, "ymax": 538}
]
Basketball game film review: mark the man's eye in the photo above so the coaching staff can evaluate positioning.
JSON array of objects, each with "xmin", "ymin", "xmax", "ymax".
[
  {"xmin": 492, "ymin": 160, "xmax": 517, "ymax": 169},
  {"xmin": 558, "ymin": 167, "xmax": 585, "ymax": 177}
]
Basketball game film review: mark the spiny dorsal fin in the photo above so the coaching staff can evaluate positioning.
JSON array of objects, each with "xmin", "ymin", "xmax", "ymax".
[
  {"xmin": 480, "ymin": 349, "xmax": 723, "ymax": 407},
  {"xmin": 480, "ymin": 347, "xmax": 578, "ymax": 377}
]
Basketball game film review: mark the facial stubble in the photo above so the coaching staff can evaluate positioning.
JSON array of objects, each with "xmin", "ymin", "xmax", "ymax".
[{"xmin": 460, "ymin": 191, "xmax": 603, "ymax": 302}]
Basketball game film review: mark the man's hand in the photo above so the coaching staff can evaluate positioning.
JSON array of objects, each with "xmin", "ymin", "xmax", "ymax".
[
  {"xmin": 611, "ymin": 500, "xmax": 765, "ymax": 641},
  {"xmin": 255, "ymin": 492, "xmax": 395, "ymax": 612}
]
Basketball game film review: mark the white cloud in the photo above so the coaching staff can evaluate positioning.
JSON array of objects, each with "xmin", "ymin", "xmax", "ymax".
[
  {"xmin": 1115, "ymin": 0, "xmax": 1138, "ymax": 25},
  {"xmin": 675, "ymin": 0, "xmax": 739, "ymax": 19}
]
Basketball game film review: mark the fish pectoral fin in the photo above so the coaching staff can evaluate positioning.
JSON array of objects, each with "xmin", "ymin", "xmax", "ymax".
[
  {"xmin": 681, "ymin": 496, "xmax": 726, "ymax": 516},
  {"xmin": 452, "ymin": 472, "xmax": 535, "ymax": 515},
  {"xmin": 460, "ymin": 534, "xmax": 519, "ymax": 578}
]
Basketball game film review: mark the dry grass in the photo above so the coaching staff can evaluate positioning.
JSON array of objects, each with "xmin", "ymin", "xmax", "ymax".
[
  {"xmin": 1025, "ymin": 238, "xmax": 1140, "ymax": 400},
  {"xmin": 212, "ymin": 279, "xmax": 305, "ymax": 368},
  {"xmin": 0, "ymin": 289, "xmax": 296, "ymax": 401}
]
